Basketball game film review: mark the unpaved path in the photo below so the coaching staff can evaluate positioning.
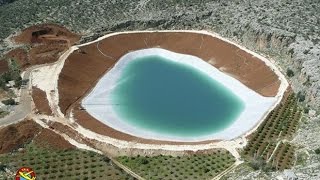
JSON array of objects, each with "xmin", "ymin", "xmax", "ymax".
[
  {"xmin": 0, "ymin": 60, "xmax": 64, "ymax": 127},
  {"xmin": 111, "ymin": 158, "xmax": 146, "ymax": 180},
  {"xmin": 212, "ymin": 161, "xmax": 243, "ymax": 180}
]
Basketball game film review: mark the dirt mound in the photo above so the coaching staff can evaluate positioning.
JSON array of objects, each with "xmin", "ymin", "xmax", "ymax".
[
  {"xmin": 0, "ymin": 59, "xmax": 9, "ymax": 74},
  {"xmin": 0, "ymin": 119, "xmax": 42, "ymax": 154},
  {"xmin": 33, "ymin": 128, "xmax": 75, "ymax": 150},
  {"xmin": 31, "ymin": 87, "xmax": 52, "ymax": 115},
  {"xmin": 4, "ymin": 24, "xmax": 81, "ymax": 68},
  {"xmin": 13, "ymin": 23, "xmax": 80, "ymax": 46}
]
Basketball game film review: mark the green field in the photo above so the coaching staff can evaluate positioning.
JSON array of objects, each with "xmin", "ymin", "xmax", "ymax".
[
  {"xmin": 0, "ymin": 144, "xmax": 134, "ymax": 180},
  {"xmin": 117, "ymin": 150, "xmax": 235, "ymax": 180}
]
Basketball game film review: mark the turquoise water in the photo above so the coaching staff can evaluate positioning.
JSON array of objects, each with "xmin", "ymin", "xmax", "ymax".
[{"xmin": 111, "ymin": 55, "xmax": 245, "ymax": 137}]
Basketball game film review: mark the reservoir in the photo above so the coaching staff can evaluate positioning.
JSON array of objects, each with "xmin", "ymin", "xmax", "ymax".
[
  {"xmin": 110, "ymin": 55, "xmax": 245, "ymax": 137},
  {"xmin": 82, "ymin": 48, "xmax": 277, "ymax": 141}
]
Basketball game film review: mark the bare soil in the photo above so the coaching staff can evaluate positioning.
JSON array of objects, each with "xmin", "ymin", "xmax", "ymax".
[
  {"xmin": 28, "ymin": 42, "xmax": 69, "ymax": 65},
  {"xmin": 33, "ymin": 128, "xmax": 75, "ymax": 150},
  {"xmin": 31, "ymin": 86, "xmax": 52, "ymax": 115},
  {"xmin": 3, "ymin": 24, "xmax": 81, "ymax": 68},
  {"xmin": 0, "ymin": 59, "xmax": 9, "ymax": 74},
  {"xmin": 0, "ymin": 119, "xmax": 42, "ymax": 154},
  {"xmin": 4, "ymin": 48, "xmax": 29, "ymax": 70},
  {"xmin": 13, "ymin": 23, "xmax": 80, "ymax": 46},
  {"xmin": 0, "ymin": 119, "xmax": 76, "ymax": 154}
]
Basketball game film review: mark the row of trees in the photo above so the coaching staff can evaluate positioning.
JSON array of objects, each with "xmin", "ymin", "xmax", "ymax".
[
  {"xmin": 117, "ymin": 150, "xmax": 235, "ymax": 179},
  {"xmin": 243, "ymin": 93, "xmax": 301, "ymax": 171},
  {"xmin": 1, "ymin": 144, "xmax": 133, "ymax": 179}
]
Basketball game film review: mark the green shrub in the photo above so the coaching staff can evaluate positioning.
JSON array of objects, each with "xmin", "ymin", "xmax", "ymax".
[
  {"xmin": 297, "ymin": 91, "xmax": 305, "ymax": 102},
  {"xmin": 14, "ymin": 76, "xmax": 22, "ymax": 88},
  {"xmin": 315, "ymin": 148, "xmax": 320, "ymax": 154},
  {"xmin": 286, "ymin": 68, "xmax": 294, "ymax": 77},
  {"xmin": 249, "ymin": 157, "xmax": 266, "ymax": 170},
  {"xmin": 140, "ymin": 158, "xmax": 149, "ymax": 165},
  {"xmin": 1, "ymin": 98, "xmax": 16, "ymax": 105}
]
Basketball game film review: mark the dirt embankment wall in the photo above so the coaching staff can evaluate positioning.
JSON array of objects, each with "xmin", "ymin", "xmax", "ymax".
[{"xmin": 32, "ymin": 87, "xmax": 52, "ymax": 115}]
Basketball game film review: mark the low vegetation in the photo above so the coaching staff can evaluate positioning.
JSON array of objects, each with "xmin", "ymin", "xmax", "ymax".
[
  {"xmin": 295, "ymin": 151, "xmax": 309, "ymax": 166},
  {"xmin": 0, "ymin": 143, "xmax": 134, "ymax": 180},
  {"xmin": 0, "ymin": 59, "xmax": 22, "ymax": 90},
  {"xmin": 117, "ymin": 150, "xmax": 235, "ymax": 180},
  {"xmin": 0, "ymin": 109, "xmax": 9, "ymax": 118},
  {"xmin": 286, "ymin": 68, "xmax": 294, "ymax": 77},
  {"xmin": 1, "ymin": 98, "xmax": 16, "ymax": 105},
  {"xmin": 243, "ymin": 93, "xmax": 302, "ymax": 171},
  {"xmin": 297, "ymin": 91, "xmax": 306, "ymax": 102}
]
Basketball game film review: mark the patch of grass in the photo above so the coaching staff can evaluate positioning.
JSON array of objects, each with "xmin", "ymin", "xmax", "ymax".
[{"xmin": 117, "ymin": 150, "xmax": 235, "ymax": 179}]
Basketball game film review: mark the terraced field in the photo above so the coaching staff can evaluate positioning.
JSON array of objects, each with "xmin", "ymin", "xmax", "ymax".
[{"xmin": 117, "ymin": 149, "xmax": 235, "ymax": 180}]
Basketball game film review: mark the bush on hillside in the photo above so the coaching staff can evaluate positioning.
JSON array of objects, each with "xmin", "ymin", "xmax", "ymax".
[
  {"xmin": 2, "ymin": 98, "xmax": 16, "ymax": 105},
  {"xmin": 249, "ymin": 157, "xmax": 266, "ymax": 170},
  {"xmin": 297, "ymin": 91, "xmax": 306, "ymax": 102},
  {"xmin": 286, "ymin": 68, "xmax": 295, "ymax": 77}
]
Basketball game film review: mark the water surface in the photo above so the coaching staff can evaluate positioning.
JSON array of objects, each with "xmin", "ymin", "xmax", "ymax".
[{"xmin": 111, "ymin": 55, "xmax": 245, "ymax": 137}]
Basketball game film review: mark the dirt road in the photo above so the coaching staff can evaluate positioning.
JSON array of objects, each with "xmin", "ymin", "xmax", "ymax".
[{"xmin": 0, "ymin": 64, "xmax": 45, "ymax": 127}]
